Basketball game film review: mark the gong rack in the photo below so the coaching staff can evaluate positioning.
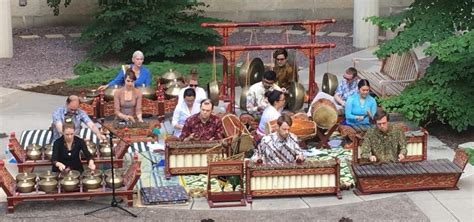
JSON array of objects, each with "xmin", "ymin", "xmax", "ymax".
[
  {"xmin": 202, "ymin": 19, "xmax": 336, "ymax": 99},
  {"xmin": 207, "ymin": 43, "xmax": 336, "ymax": 113},
  {"xmin": 201, "ymin": 19, "xmax": 337, "ymax": 113}
]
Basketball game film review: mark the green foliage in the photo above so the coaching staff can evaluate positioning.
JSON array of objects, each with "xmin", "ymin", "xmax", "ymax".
[
  {"xmin": 47, "ymin": 0, "xmax": 222, "ymax": 59},
  {"xmin": 73, "ymin": 59, "xmax": 107, "ymax": 75},
  {"xmin": 367, "ymin": 0, "xmax": 474, "ymax": 131},
  {"xmin": 465, "ymin": 148, "xmax": 474, "ymax": 166},
  {"xmin": 66, "ymin": 60, "xmax": 237, "ymax": 88}
]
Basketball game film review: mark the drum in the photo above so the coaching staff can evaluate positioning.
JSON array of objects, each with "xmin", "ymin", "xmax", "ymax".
[
  {"xmin": 265, "ymin": 113, "xmax": 317, "ymax": 140},
  {"xmin": 311, "ymin": 98, "xmax": 338, "ymax": 129},
  {"xmin": 221, "ymin": 114, "xmax": 254, "ymax": 153}
]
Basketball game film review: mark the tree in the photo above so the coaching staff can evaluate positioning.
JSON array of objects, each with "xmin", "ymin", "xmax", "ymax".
[
  {"xmin": 366, "ymin": 0, "xmax": 473, "ymax": 132},
  {"xmin": 47, "ymin": 0, "xmax": 221, "ymax": 59}
]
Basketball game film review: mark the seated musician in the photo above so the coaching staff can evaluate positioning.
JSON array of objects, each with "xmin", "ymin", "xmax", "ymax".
[
  {"xmin": 344, "ymin": 79, "xmax": 377, "ymax": 132},
  {"xmin": 360, "ymin": 110, "xmax": 407, "ymax": 162},
  {"xmin": 114, "ymin": 69, "xmax": 143, "ymax": 123},
  {"xmin": 97, "ymin": 50, "xmax": 151, "ymax": 90},
  {"xmin": 246, "ymin": 70, "xmax": 281, "ymax": 115},
  {"xmin": 52, "ymin": 95, "xmax": 106, "ymax": 142},
  {"xmin": 179, "ymin": 99, "xmax": 224, "ymax": 141},
  {"xmin": 177, "ymin": 68, "xmax": 207, "ymax": 107},
  {"xmin": 51, "ymin": 123, "xmax": 96, "ymax": 173},
  {"xmin": 252, "ymin": 114, "xmax": 304, "ymax": 164},
  {"xmin": 273, "ymin": 49, "xmax": 297, "ymax": 89},
  {"xmin": 307, "ymin": 67, "xmax": 359, "ymax": 115},
  {"xmin": 257, "ymin": 90, "xmax": 286, "ymax": 136},
  {"xmin": 172, "ymin": 88, "xmax": 200, "ymax": 137}
]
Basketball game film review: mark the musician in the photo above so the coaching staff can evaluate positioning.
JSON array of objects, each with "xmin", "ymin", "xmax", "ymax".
[
  {"xmin": 113, "ymin": 69, "xmax": 143, "ymax": 123},
  {"xmin": 180, "ymin": 99, "xmax": 224, "ymax": 141},
  {"xmin": 257, "ymin": 90, "xmax": 286, "ymax": 136},
  {"xmin": 51, "ymin": 123, "xmax": 95, "ymax": 173},
  {"xmin": 246, "ymin": 70, "xmax": 281, "ymax": 115},
  {"xmin": 253, "ymin": 114, "xmax": 304, "ymax": 164},
  {"xmin": 52, "ymin": 95, "xmax": 106, "ymax": 142},
  {"xmin": 307, "ymin": 67, "xmax": 359, "ymax": 115},
  {"xmin": 344, "ymin": 79, "xmax": 377, "ymax": 131},
  {"xmin": 273, "ymin": 49, "xmax": 297, "ymax": 89},
  {"xmin": 360, "ymin": 110, "xmax": 407, "ymax": 162},
  {"xmin": 177, "ymin": 68, "xmax": 207, "ymax": 107},
  {"xmin": 97, "ymin": 50, "xmax": 151, "ymax": 90},
  {"xmin": 172, "ymin": 88, "xmax": 200, "ymax": 137}
]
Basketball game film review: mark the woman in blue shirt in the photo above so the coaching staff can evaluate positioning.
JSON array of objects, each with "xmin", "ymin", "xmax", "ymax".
[
  {"xmin": 97, "ymin": 50, "xmax": 152, "ymax": 90},
  {"xmin": 344, "ymin": 79, "xmax": 377, "ymax": 131}
]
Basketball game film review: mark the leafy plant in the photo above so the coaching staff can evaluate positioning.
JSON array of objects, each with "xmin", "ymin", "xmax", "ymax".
[
  {"xmin": 366, "ymin": 0, "xmax": 473, "ymax": 131},
  {"xmin": 73, "ymin": 59, "xmax": 107, "ymax": 75},
  {"xmin": 47, "ymin": 0, "xmax": 222, "ymax": 59},
  {"xmin": 465, "ymin": 148, "xmax": 474, "ymax": 166}
]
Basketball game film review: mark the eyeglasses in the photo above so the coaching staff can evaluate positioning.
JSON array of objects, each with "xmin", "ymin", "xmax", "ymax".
[{"xmin": 189, "ymin": 84, "xmax": 198, "ymax": 87}]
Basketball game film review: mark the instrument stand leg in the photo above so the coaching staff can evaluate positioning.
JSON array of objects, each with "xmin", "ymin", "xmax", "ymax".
[{"xmin": 84, "ymin": 131, "xmax": 137, "ymax": 218}]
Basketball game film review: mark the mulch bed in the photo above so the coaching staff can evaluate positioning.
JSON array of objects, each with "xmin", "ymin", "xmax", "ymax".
[{"xmin": 25, "ymin": 82, "xmax": 95, "ymax": 97}]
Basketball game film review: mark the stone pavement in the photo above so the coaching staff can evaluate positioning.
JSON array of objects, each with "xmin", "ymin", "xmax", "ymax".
[{"xmin": 0, "ymin": 47, "xmax": 472, "ymax": 221}]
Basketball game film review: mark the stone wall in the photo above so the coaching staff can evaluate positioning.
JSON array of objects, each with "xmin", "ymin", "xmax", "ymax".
[{"xmin": 10, "ymin": 0, "xmax": 413, "ymax": 28}]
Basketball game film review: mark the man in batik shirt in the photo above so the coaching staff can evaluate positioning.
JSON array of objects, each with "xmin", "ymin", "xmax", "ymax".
[
  {"xmin": 180, "ymin": 99, "xmax": 224, "ymax": 141},
  {"xmin": 253, "ymin": 114, "xmax": 304, "ymax": 164},
  {"xmin": 272, "ymin": 49, "xmax": 297, "ymax": 89},
  {"xmin": 360, "ymin": 110, "xmax": 407, "ymax": 162}
]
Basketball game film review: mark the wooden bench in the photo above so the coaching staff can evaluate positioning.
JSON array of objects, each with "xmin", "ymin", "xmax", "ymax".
[
  {"xmin": 8, "ymin": 132, "xmax": 129, "ymax": 173},
  {"xmin": 0, "ymin": 154, "xmax": 141, "ymax": 213},
  {"xmin": 353, "ymin": 50, "xmax": 421, "ymax": 96}
]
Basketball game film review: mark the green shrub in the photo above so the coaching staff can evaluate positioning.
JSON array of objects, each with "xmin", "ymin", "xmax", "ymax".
[
  {"xmin": 73, "ymin": 59, "xmax": 107, "ymax": 75},
  {"xmin": 367, "ymin": 0, "xmax": 473, "ymax": 132}
]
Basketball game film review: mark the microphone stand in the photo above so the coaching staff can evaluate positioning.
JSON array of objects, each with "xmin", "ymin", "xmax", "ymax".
[{"xmin": 84, "ymin": 120, "xmax": 139, "ymax": 217}]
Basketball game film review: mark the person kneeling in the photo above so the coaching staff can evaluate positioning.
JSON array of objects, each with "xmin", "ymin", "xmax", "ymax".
[{"xmin": 252, "ymin": 114, "xmax": 304, "ymax": 164}]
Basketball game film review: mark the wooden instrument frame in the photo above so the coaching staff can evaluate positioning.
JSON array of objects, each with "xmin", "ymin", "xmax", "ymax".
[
  {"xmin": 164, "ymin": 141, "xmax": 229, "ymax": 179},
  {"xmin": 0, "ymin": 154, "xmax": 141, "ymax": 213},
  {"xmin": 245, "ymin": 159, "xmax": 342, "ymax": 202},
  {"xmin": 206, "ymin": 160, "xmax": 246, "ymax": 208},
  {"xmin": 201, "ymin": 19, "xmax": 337, "ymax": 112},
  {"xmin": 351, "ymin": 149, "xmax": 468, "ymax": 195},
  {"xmin": 8, "ymin": 132, "xmax": 129, "ymax": 173}
]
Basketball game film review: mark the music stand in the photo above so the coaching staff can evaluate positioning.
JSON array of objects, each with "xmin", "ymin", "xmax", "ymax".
[{"xmin": 84, "ymin": 124, "xmax": 137, "ymax": 217}]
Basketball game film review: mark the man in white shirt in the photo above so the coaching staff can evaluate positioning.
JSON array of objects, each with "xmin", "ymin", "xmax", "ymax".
[
  {"xmin": 172, "ymin": 88, "xmax": 200, "ymax": 137},
  {"xmin": 246, "ymin": 70, "xmax": 281, "ymax": 115},
  {"xmin": 177, "ymin": 70, "xmax": 207, "ymax": 107}
]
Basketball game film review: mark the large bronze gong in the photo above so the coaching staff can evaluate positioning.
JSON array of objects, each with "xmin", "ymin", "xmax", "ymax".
[
  {"xmin": 286, "ymin": 82, "xmax": 305, "ymax": 112},
  {"xmin": 322, "ymin": 72, "xmax": 338, "ymax": 96},
  {"xmin": 238, "ymin": 57, "xmax": 265, "ymax": 87}
]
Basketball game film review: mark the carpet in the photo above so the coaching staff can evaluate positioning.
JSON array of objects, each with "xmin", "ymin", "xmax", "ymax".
[{"xmin": 0, "ymin": 194, "xmax": 429, "ymax": 222}]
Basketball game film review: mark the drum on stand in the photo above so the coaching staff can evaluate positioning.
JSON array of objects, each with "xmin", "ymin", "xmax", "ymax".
[{"xmin": 311, "ymin": 98, "xmax": 338, "ymax": 130}]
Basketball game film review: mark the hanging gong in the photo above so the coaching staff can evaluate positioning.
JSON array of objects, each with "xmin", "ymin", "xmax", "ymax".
[
  {"xmin": 286, "ymin": 82, "xmax": 305, "ymax": 112},
  {"xmin": 161, "ymin": 69, "xmax": 182, "ymax": 84},
  {"xmin": 239, "ymin": 85, "xmax": 250, "ymax": 111},
  {"xmin": 322, "ymin": 72, "xmax": 338, "ymax": 96},
  {"xmin": 207, "ymin": 80, "xmax": 220, "ymax": 106},
  {"xmin": 238, "ymin": 57, "xmax": 264, "ymax": 87}
]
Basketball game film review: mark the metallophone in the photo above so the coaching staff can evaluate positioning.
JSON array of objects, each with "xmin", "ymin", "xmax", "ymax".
[
  {"xmin": 351, "ymin": 149, "xmax": 468, "ymax": 195},
  {"xmin": 0, "ymin": 154, "xmax": 141, "ymax": 213},
  {"xmin": 165, "ymin": 140, "xmax": 228, "ymax": 179},
  {"xmin": 353, "ymin": 127, "xmax": 428, "ymax": 163},
  {"xmin": 8, "ymin": 132, "xmax": 129, "ymax": 173},
  {"xmin": 245, "ymin": 159, "xmax": 342, "ymax": 202}
]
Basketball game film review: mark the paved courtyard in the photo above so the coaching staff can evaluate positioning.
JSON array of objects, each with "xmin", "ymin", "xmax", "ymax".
[{"xmin": 0, "ymin": 46, "xmax": 472, "ymax": 221}]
